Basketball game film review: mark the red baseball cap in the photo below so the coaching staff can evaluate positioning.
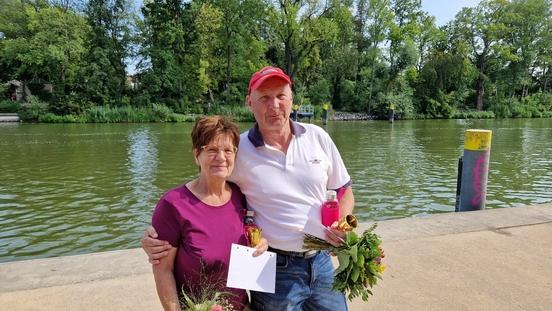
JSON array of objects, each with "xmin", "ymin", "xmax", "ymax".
[{"xmin": 248, "ymin": 66, "xmax": 292, "ymax": 94}]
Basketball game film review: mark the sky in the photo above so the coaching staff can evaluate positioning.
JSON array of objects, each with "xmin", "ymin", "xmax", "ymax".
[{"xmin": 421, "ymin": 0, "xmax": 481, "ymax": 26}]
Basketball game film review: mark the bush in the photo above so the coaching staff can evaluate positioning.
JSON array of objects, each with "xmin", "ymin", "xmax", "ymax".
[
  {"xmin": 487, "ymin": 97, "xmax": 512, "ymax": 118},
  {"xmin": 450, "ymin": 110, "xmax": 495, "ymax": 119},
  {"xmin": 210, "ymin": 105, "xmax": 254, "ymax": 122},
  {"xmin": 307, "ymin": 78, "xmax": 331, "ymax": 106},
  {"xmin": 152, "ymin": 103, "xmax": 174, "ymax": 122},
  {"xmin": 38, "ymin": 113, "xmax": 86, "ymax": 123},
  {"xmin": 18, "ymin": 96, "xmax": 49, "ymax": 121},
  {"xmin": 49, "ymin": 93, "xmax": 91, "ymax": 115},
  {"xmin": 487, "ymin": 94, "xmax": 552, "ymax": 118},
  {"xmin": 375, "ymin": 90, "xmax": 415, "ymax": 119},
  {"xmin": 84, "ymin": 104, "xmax": 183, "ymax": 123},
  {"xmin": 169, "ymin": 113, "xmax": 197, "ymax": 122},
  {"xmin": 0, "ymin": 100, "xmax": 20, "ymax": 113},
  {"xmin": 0, "ymin": 83, "xmax": 8, "ymax": 97}
]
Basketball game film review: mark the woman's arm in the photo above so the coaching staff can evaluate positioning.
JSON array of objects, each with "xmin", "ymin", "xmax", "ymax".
[{"xmin": 152, "ymin": 246, "xmax": 180, "ymax": 311}]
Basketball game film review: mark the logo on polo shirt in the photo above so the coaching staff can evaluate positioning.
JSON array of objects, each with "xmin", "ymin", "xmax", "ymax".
[{"xmin": 309, "ymin": 159, "xmax": 322, "ymax": 164}]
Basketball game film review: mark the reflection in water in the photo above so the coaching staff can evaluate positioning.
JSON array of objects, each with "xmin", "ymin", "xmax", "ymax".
[{"xmin": 125, "ymin": 127, "xmax": 159, "ymax": 213}]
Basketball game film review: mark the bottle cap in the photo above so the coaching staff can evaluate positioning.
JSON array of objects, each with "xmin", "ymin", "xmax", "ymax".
[{"xmin": 326, "ymin": 190, "xmax": 337, "ymax": 201}]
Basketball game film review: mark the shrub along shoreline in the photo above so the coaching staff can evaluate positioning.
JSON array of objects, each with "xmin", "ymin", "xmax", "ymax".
[{"xmin": 2, "ymin": 95, "xmax": 552, "ymax": 123}]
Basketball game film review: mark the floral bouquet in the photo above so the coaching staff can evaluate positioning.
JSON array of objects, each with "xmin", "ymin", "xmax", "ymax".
[
  {"xmin": 179, "ymin": 265, "xmax": 236, "ymax": 311},
  {"xmin": 180, "ymin": 288, "xmax": 235, "ymax": 311},
  {"xmin": 303, "ymin": 218, "xmax": 385, "ymax": 302}
]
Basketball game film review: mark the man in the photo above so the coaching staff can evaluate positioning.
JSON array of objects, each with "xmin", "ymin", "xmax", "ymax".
[{"xmin": 142, "ymin": 66, "xmax": 354, "ymax": 310}]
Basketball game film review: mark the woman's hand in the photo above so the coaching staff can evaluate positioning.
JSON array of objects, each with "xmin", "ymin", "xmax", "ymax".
[{"xmin": 252, "ymin": 237, "xmax": 268, "ymax": 257}]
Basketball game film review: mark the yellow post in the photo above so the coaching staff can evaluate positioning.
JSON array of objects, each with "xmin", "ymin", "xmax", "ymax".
[
  {"xmin": 388, "ymin": 103, "xmax": 395, "ymax": 123},
  {"xmin": 292, "ymin": 104, "xmax": 299, "ymax": 121},
  {"xmin": 322, "ymin": 103, "xmax": 329, "ymax": 124},
  {"xmin": 457, "ymin": 129, "xmax": 493, "ymax": 211}
]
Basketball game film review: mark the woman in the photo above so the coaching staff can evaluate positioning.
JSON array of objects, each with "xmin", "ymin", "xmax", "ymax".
[{"xmin": 151, "ymin": 116, "xmax": 268, "ymax": 311}]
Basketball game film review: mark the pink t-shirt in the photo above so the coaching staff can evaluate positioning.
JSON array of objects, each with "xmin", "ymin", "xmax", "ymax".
[{"xmin": 152, "ymin": 182, "xmax": 248, "ymax": 309}]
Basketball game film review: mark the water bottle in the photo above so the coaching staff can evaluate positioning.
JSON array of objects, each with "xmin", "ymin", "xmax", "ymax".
[{"xmin": 321, "ymin": 190, "xmax": 340, "ymax": 227}]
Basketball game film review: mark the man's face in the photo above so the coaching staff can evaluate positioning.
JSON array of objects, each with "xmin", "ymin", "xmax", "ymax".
[{"xmin": 247, "ymin": 78, "xmax": 293, "ymax": 132}]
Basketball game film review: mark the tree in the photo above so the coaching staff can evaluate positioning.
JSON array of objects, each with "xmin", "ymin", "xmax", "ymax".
[
  {"xmin": 266, "ymin": 0, "xmax": 340, "ymax": 83},
  {"xmin": 320, "ymin": 1, "xmax": 357, "ymax": 110},
  {"xmin": 0, "ymin": 2, "xmax": 89, "ymax": 100},
  {"xmin": 354, "ymin": 0, "xmax": 393, "ymax": 113},
  {"xmin": 453, "ymin": 0, "xmax": 510, "ymax": 111},
  {"xmin": 209, "ymin": 0, "xmax": 267, "ymax": 105},
  {"xmin": 84, "ymin": 0, "xmax": 134, "ymax": 105},
  {"xmin": 499, "ymin": 0, "xmax": 551, "ymax": 97},
  {"xmin": 138, "ymin": 0, "xmax": 188, "ymax": 108}
]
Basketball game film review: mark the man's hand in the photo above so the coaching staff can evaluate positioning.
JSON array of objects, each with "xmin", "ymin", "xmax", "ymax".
[
  {"xmin": 252, "ymin": 237, "xmax": 269, "ymax": 257},
  {"xmin": 141, "ymin": 226, "xmax": 171, "ymax": 265},
  {"xmin": 324, "ymin": 222, "xmax": 346, "ymax": 247}
]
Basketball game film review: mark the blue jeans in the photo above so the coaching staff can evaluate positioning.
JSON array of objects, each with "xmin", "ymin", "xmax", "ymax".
[{"xmin": 250, "ymin": 251, "xmax": 348, "ymax": 311}]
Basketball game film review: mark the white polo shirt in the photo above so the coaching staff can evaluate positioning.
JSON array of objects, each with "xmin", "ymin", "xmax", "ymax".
[{"xmin": 230, "ymin": 121, "xmax": 351, "ymax": 251}]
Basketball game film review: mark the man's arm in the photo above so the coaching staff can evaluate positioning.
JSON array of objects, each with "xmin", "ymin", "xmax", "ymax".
[
  {"xmin": 338, "ymin": 186, "xmax": 354, "ymax": 217},
  {"xmin": 325, "ymin": 186, "xmax": 354, "ymax": 247},
  {"xmin": 141, "ymin": 226, "xmax": 172, "ymax": 264}
]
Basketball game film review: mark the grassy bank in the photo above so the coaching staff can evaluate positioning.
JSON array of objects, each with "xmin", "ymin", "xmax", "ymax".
[
  {"xmin": 2, "ymin": 96, "xmax": 552, "ymax": 123},
  {"xmin": 1, "ymin": 99, "xmax": 255, "ymax": 123}
]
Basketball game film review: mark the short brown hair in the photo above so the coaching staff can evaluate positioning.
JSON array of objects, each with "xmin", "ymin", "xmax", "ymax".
[{"xmin": 191, "ymin": 116, "xmax": 240, "ymax": 153}]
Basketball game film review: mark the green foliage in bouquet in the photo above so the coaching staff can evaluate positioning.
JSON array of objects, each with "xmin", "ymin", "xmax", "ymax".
[
  {"xmin": 180, "ymin": 288, "xmax": 235, "ymax": 311},
  {"xmin": 303, "ymin": 224, "xmax": 385, "ymax": 301},
  {"xmin": 179, "ymin": 268, "xmax": 236, "ymax": 311}
]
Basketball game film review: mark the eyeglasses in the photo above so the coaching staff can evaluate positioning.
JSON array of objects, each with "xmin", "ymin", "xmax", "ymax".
[{"xmin": 201, "ymin": 145, "xmax": 238, "ymax": 157}]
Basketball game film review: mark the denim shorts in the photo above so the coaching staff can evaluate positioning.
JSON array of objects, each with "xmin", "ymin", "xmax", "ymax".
[{"xmin": 250, "ymin": 251, "xmax": 348, "ymax": 311}]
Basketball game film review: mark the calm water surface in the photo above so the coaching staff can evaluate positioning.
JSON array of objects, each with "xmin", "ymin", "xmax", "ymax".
[{"xmin": 1, "ymin": 119, "xmax": 551, "ymax": 262}]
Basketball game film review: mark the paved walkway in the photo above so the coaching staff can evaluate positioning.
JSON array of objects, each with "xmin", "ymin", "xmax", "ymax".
[{"xmin": 1, "ymin": 203, "xmax": 551, "ymax": 310}]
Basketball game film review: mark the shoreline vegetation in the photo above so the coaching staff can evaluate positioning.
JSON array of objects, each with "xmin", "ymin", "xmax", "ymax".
[
  {"xmin": 1, "ymin": 1, "xmax": 551, "ymax": 123},
  {"xmin": 2, "ymin": 96, "xmax": 551, "ymax": 124}
]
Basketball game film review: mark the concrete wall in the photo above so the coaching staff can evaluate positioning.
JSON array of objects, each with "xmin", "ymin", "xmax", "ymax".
[{"xmin": 1, "ymin": 203, "xmax": 551, "ymax": 310}]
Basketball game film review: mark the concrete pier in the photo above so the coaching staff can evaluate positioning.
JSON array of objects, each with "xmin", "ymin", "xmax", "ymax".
[
  {"xmin": 0, "ymin": 113, "xmax": 20, "ymax": 122},
  {"xmin": 1, "ymin": 203, "xmax": 551, "ymax": 310}
]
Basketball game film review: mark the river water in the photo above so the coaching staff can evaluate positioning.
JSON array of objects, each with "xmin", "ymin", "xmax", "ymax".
[{"xmin": 1, "ymin": 119, "xmax": 551, "ymax": 262}]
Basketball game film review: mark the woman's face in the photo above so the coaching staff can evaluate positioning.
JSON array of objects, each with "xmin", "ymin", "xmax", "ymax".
[{"xmin": 195, "ymin": 134, "xmax": 237, "ymax": 180}]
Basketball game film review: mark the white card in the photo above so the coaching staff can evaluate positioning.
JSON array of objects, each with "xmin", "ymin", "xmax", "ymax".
[{"xmin": 226, "ymin": 244, "xmax": 276, "ymax": 293}]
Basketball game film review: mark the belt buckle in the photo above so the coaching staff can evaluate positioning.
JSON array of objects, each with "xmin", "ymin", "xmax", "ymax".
[{"xmin": 303, "ymin": 250, "xmax": 318, "ymax": 259}]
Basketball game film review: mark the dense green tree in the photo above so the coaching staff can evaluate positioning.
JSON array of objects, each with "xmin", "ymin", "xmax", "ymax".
[
  {"xmin": 0, "ymin": 2, "xmax": 89, "ymax": 99},
  {"xmin": 0, "ymin": 0, "xmax": 550, "ymax": 119},
  {"xmin": 320, "ymin": 1, "xmax": 357, "ymax": 109},
  {"xmin": 499, "ymin": 0, "xmax": 551, "ymax": 97},
  {"xmin": 416, "ymin": 33, "xmax": 477, "ymax": 116},
  {"xmin": 354, "ymin": 0, "xmax": 393, "ymax": 113},
  {"xmin": 84, "ymin": 0, "xmax": 134, "ymax": 105},
  {"xmin": 208, "ymin": 0, "xmax": 267, "ymax": 105},
  {"xmin": 453, "ymin": 0, "xmax": 510, "ymax": 111},
  {"xmin": 138, "ymin": 0, "xmax": 189, "ymax": 109},
  {"xmin": 266, "ymin": 0, "xmax": 340, "ymax": 83}
]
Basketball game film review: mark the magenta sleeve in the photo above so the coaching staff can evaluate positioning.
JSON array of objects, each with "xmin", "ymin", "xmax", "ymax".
[{"xmin": 151, "ymin": 198, "xmax": 181, "ymax": 247}]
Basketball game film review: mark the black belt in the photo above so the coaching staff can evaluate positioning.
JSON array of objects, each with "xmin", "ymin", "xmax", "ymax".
[{"xmin": 268, "ymin": 247, "xmax": 319, "ymax": 259}]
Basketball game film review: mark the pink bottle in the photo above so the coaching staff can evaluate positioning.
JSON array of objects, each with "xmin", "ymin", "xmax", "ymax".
[{"xmin": 321, "ymin": 190, "xmax": 340, "ymax": 227}]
